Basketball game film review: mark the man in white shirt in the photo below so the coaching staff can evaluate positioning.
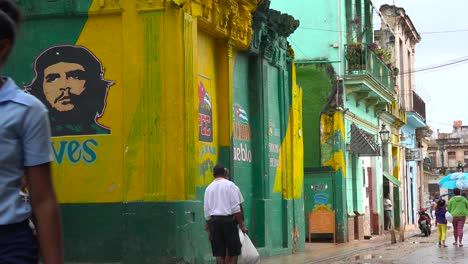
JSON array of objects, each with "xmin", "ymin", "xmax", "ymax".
[{"xmin": 204, "ymin": 165, "xmax": 247, "ymax": 264}]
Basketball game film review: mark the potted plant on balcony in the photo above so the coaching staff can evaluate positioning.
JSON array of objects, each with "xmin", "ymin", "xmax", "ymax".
[
  {"xmin": 367, "ymin": 41, "xmax": 379, "ymax": 52},
  {"xmin": 346, "ymin": 41, "xmax": 365, "ymax": 72},
  {"xmin": 346, "ymin": 16, "xmax": 369, "ymax": 72},
  {"xmin": 393, "ymin": 67, "xmax": 399, "ymax": 76},
  {"xmin": 375, "ymin": 48, "xmax": 391, "ymax": 62}
]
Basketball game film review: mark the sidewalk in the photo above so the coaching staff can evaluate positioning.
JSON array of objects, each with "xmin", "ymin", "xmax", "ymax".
[{"xmin": 260, "ymin": 229, "xmax": 424, "ymax": 264}]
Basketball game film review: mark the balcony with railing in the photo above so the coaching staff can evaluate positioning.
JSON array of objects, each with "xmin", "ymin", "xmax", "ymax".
[
  {"xmin": 344, "ymin": 44, "xmax": 396, "ymax": 107},
  {"xmin": 406, "ymin": 90, "xmax": 426, "ymax": 128},
  {"xmin": 412, "ymin": 91, "xmax": 426, "ymax": 121}
]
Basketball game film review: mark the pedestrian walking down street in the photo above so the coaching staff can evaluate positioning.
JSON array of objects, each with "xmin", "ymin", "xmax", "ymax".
[
  {"xmin": 432, "ymin": 198, "xmax": 438, "ymax": 227},
  {"xmin": 447, "ymin": 188, "xmax": 468, "ymax": 247},
  {"xmin": 204, "ymin": 165, "xmax": 247, "ymax": 264},
  {"xmin": 384, "ymin": 193, "xmax": 393, "ymax": 230},
  {"xmin": 0, "ymin": 1, "xmax": 63, "ymax": 263},
  {"xmin": 435, "ymin": 199, "xmax": 448, "ymax": 247}
]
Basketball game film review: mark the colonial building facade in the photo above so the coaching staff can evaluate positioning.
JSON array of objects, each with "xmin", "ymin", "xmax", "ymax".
[{"xmin": 428, "ymin": 122, "xmax": 468, "ymax": 198}]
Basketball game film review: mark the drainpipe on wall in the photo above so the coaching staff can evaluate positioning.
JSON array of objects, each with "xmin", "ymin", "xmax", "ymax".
[{"xmin": 337, "ymin": 0, "xmax": 342, "ymax": 77}]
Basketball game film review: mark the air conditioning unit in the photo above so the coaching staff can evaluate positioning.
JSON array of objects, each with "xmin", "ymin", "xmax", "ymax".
[{"xmin": 406, "ymin": 148, "xmax": 423, "ymax": 161}]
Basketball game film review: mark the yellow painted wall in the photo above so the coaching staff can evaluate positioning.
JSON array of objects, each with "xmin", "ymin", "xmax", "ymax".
[
  {"xmin": 197, "ymin": 31, "xmax": 220, "ymax": 187},
  {"xmin": 321, "ymin": 112, "xmax": 347, "ymax": 177},
  {"xmin": 47, "ymin": 0, "xmax": 259, "ymax": 203},
  {"xmin": 52, "ymin": 1, "xmax": 197, "ymax": 203},
  {"xmin": 273, "ymin": 64, "xmax": 304, "ymax": 199},
  {"xmin": 51, "ymin": 3, "xmax": 125, "ymax": 203}
]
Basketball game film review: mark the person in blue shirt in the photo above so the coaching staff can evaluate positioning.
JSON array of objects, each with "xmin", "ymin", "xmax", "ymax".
[
  {"xmin": 435, "ymin": 199, "xmax": 448, "ymax": 248},
  {"xmin": 0, "ymin": 0, "xmax": 63, "ymax": 263}
]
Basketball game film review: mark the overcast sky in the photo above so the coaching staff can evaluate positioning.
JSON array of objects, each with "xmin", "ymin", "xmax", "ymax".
[{"xmin": 372, "ymin": 0, "xmax": 468, "ymax": 133}]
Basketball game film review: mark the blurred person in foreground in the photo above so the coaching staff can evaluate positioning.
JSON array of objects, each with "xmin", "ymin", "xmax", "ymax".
[{"xmin": 0, "ymin": 0, "xmax": 63, "ymax": 263}]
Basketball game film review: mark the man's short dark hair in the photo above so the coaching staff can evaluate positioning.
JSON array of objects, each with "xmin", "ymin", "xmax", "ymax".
[
  {"xmin": 454, "ymin": 188, "xmax": 461, "ymax": 195},
  {"xmin": 0, "ymin": 0, "xmax": 20, "ymax": 42},
  {"xmin": 26, "ymin": 45, "xmax": 112, "ymax": 117},
  {"xmin": 213, "ymin": 164, "xmax": 228, "ymax": 177}
]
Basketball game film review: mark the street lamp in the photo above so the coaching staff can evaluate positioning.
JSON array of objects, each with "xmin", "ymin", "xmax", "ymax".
[
  {"xmin": 379, "ymin": 124, "xmax": 390, "ymax": 156},
  {"xmin": 379, "ymin": 124, "xmax": 390, "ymax": 144}
]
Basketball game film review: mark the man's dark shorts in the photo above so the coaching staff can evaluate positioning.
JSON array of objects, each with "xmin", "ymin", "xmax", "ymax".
[
  {"xmin": 385, "ymin": 210, "xmax": 392, "ymax": 219},
  {"xmin": 209, "ymin": 216, "xmax": 241, "ymax": 257},
  {"xmin": 0, "ymin": 220, "xmax": 38, "ymax": 264}
]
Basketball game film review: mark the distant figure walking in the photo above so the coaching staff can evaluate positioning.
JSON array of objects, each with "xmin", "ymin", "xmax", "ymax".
[
  {"xmin": 435, "ymin": 199, "xmax": 448, "ymax": 247},
  {"xmin": 384, "ymin": 194, "xmax": 393, "ymax": 230},
  {"xmin": 447, "ymin": 188, "xmax": 468, "ymax": 247}
]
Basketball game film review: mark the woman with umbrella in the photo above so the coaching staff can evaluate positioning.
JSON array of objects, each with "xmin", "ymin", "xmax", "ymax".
[{"xmin": 447, "ymin": 188, "xmax": 468, "ymax": 247}]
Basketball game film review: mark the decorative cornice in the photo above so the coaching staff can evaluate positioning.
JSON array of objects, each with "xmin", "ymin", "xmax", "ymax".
[
  {"xmin": 136, "ymin": 0, "xmax": 165, "ymax": 12},
  {"xmin": 89, "ymin": 0, "xmax": 122, "ymax": 15},
  {"xmin": 191, "ymin": 0, "xmax": 260, "ymax": 50},
  {"xmin": 249, "ymin": 0, "xmax": 299, "ymax": 66}
]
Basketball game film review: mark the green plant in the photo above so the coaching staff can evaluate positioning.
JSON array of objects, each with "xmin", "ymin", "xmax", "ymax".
[
  {"xmin": 375, "ymin": 48, "xmax": 391, "ymax": 62},
  {"xmin": 367, "ymin": 42, "xmax": 379, "ymax": 51},
  {"xmin": 345, "ymin": 42, "xmax": 365, "ymax": 71}
]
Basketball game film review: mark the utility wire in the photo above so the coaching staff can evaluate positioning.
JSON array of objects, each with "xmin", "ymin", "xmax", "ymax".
[
  {"xmin": 299, "ymin": 25, "xmax": 468, "ymax": 36},
  {"xmin": 288, "ymin": 37, "xmax": 308, "ymax": 59},
  {"xmin": 427, "ymin": 121, "xmax": 455, "ymax": 127},
  {"xmin": 413, "ymin": 60, "xmax": 468, "ymax": 76},
  {"xmin": 398, "ymin": 57, "xmax": 468, "ymax": 75}
]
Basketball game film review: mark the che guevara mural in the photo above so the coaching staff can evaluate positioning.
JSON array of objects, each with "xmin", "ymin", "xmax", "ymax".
[{"xmin": 26, "ymin": 45, "xmax": 113, "ymax": 137}]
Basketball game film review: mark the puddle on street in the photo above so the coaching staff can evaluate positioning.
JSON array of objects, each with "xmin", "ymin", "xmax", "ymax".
[{"xmin": 352, "ymin": 254, "xmax": 382, "ymax": 261}]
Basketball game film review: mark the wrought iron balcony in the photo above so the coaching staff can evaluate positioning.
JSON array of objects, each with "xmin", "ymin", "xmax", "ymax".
[
  {"xmin": 344, "ymin": 44, "xmax": 395, "ymax": 93},
  {"xmin": 412, "ymin": 91, "xmax": 426, "ymax": 122},
  {"xmin": 343, "ymin": 44, "xmax": 396, "ymax": 112}
]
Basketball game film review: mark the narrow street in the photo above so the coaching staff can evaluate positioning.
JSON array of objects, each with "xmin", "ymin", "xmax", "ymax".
[{"xmin": 331, "ymin": 225, "xmax": 468, "ymax": 263}]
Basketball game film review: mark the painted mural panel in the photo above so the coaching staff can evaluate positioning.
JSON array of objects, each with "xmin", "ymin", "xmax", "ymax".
[
  {"xmin": 320, "ymin": 112, "xmax": 346, "ymax": 177},
  {"xmin": 4, "ymin": 7, "xmax": 124, "ymax": 203},
  {"xmin": 27, "ymin": 45, "xmax": 113, "ymax": 137},
  {"xmin": 198, "ymin": 76, "xmax": 213, "ymax": 143},
  {"xmin": 304, "ymin": 176, "xmax": 335, "ymax": 212},
  {"xmin": 232, "ymin": 53, "xmax": 254, "ymax": 231},
  {"xmin": 198, "ymin": 75, "xmax": 217, "ymax": 183},
  {"xmin": 197, "ymin": 32, "xmax": 218, "ymax": 186}
]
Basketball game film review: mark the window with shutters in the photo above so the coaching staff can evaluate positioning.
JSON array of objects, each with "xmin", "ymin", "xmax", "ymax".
[{"xmin": 448, "ymin": 151, "xmax": 457, "ymax": 167}]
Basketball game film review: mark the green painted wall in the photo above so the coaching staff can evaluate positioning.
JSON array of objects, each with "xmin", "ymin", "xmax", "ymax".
[
  {"xmin": 232, "ymin": 53, "xmax": 254, "ymax": 232},
  {"xmin": 270, "ymin": 0, "xmax": 341, "ymax": 63},
  {"xmin": 344, "ymin": 95, "xmax": 378, "ymax": 127},
  {"xmin": 61, "ymin": 202, "xmax": 212, "ymax": 264},
  {"xmin": 4, "ymin": 2, "xmax": 93, "ymax": 85},
  {"xmin": 232, "ymin": 49, "xmax": 304, "ymax": 256},
  {"xmin": 297, "ymin": 64, "xmax": 334, "ymax": 168}
]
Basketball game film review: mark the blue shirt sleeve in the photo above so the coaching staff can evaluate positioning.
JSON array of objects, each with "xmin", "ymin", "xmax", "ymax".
[{"xmin": 21, "ymin": 99, "xmax": 53, "ymax": 167}]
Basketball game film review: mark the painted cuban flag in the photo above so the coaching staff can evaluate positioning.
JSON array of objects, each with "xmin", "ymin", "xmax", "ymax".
[
  {"xmin": 204, "ymin": 92, "xmax": 212, "ymax": 108},
  {"xmin": 235, "ymin": 104, "xmax": 249, "ymax": 124},
  {"xmin": 198, "ymin": 81, "xmax": 212, "ymax": 109}
]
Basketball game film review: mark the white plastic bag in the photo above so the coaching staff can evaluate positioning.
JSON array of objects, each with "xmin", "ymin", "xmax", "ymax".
[
  {"xmin": 238, "ymin": 228, "xmax": 260, "ymax": 264},
  {"xmin": 446, "ymin": 211, "xmax": 453, "ymax": 223}
]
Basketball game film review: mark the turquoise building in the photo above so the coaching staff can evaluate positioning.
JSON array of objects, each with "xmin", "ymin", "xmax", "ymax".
[{"xmin": 272, "ymin": 0, "xmax": 405, "ymax": 242}]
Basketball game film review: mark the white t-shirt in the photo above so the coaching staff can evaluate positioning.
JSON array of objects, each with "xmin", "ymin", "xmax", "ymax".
[
  {"xmin": 384, "ymin": 198, "xmax": 392, "ymax": 211},
  {"xmin": 204, "ymin": 178, "xmax": 243, "ymax": 220}
]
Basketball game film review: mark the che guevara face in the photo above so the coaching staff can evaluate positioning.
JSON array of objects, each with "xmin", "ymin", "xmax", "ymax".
[{"xmin": 42, "ymin": 62, "xmax": 87, "ymax": 112}]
